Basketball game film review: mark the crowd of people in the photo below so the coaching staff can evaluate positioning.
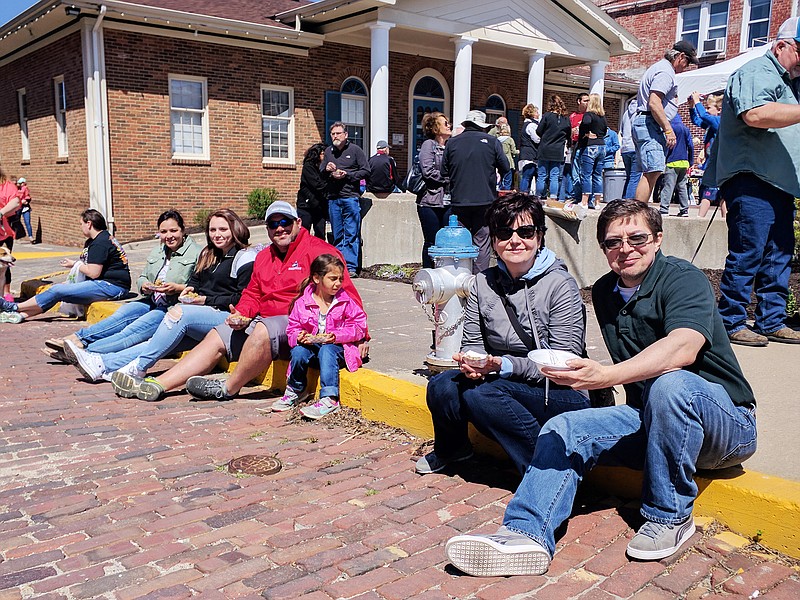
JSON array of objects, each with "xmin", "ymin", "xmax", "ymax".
[{"xmin": 3, "ymin": 15, "xmax": 800, "ymax": 581}]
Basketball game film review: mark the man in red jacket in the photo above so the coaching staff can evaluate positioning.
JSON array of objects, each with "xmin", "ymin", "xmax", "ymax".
[{"xmin": 133, "ymin": 201, "xmax": 364, "ymax": 402}]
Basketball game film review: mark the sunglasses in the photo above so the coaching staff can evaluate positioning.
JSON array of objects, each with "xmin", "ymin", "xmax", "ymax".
[
  {"xmin": 266, "ymin": 217, "xmax": 295, "ymax": 230},
  {"xmin": 495, "ymin": 225, "xmax": 541, "ymax": 241},
  {"xmin": 600, "ymin": 232, "xmax": 653, "ymax": 250}
]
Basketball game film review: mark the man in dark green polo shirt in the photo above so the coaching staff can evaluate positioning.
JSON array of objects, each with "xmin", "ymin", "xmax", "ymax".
[{"xmin": 444, "ymin": 200, "xmax": 757, "ymax": 577}]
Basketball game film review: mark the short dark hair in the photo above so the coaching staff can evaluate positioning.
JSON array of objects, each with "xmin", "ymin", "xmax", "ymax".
[
  {"xmin": 157, "ymin": 209, "xmax": 186, "ymax": 231},
  {"xmin": 596, "ymin": 199, "xmax": 662, "ymax": 246},
  {"xmin": 577, "ymin": 92, "xmax": 589, "ymax": 103},
  {"xmin": 486, "ymin": 192, "xmax": 547, "ymax": 246},
  {"xmin": 81, "ymin": 208, "xmax": 107, "ymax": 231},
  {"xmin": 329, "ymin": 121, "xmax": 346, "ymax": 133}
]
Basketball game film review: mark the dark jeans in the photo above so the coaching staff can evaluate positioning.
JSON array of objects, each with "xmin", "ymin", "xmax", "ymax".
[
  {"xmin": 288, "ymin": 343, "xmax": 346, "ymax": 399},
  {"xmin": 450, "ymin": 205, "xmax": 492, "ymax": 273},
  {"xmin": 297, "ymin": 206, "xmax": 327, "ymax": 240},
  {"xmin": 426, "ymin": 370, "xmax": 592, "ymax": 474},
  {"xmin": 622, "ymin": 151, "xmax": 641, "ymax": 198},
  {"xmin": 718, "ymin": 173, "xmax": 795, "ymax": 335},
  {"xmin": 519, "ymin": 163, "xmax": 536, "ymax": 194},
  {"xmin": 417, "ymin": 204, "xmax": 452, "ymax": 269}
]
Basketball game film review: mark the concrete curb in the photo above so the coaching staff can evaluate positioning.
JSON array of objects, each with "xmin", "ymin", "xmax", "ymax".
[{"xmin": 41, "ymin": 298, "xmax": 800, "ymax": 560}]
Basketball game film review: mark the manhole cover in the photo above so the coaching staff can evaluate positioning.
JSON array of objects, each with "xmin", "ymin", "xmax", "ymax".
[{"xmin": 227, "ymin": 455, "xmax": 282, "ymax": 476}]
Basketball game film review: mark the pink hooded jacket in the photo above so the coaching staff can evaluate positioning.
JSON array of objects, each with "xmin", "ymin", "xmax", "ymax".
[{"xmin": 286, "ymin": 284, "xmax": 368, "ymax": 372}]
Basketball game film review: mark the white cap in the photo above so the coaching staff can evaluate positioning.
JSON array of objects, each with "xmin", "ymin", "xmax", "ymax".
[{"xmin": 264, "ymin": 201, "xmax": 299, "ymax": 221}]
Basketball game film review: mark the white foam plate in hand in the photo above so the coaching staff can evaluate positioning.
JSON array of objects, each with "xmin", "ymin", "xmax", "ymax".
[{"xmin": 527, "ymin": 349, "xmax": 581, "ymax": 371}]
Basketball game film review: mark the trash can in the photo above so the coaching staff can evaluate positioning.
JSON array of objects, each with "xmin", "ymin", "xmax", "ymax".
[{"xmin": 603, "ymin": 168, "xmax": 627, "ymax": 202}]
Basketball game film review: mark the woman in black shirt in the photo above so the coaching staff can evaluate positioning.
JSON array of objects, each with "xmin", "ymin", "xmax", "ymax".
[
  {"xmin": 535, "ymin": 95, "xmax": 572, "ymax": 199},
  {"xmin": 576, "ymin": 93, "xmax": 608, "ymax": 209}
]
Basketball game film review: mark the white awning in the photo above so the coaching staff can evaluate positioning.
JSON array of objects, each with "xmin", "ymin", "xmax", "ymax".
[{"xmin": 675, "ymin": 45, "xmax": 770, "ymax": 101}]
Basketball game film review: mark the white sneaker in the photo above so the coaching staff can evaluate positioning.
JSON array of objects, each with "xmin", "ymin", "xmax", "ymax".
[
  {"xmin": 300, "ymin": 397, "xmax": 340, "ymax": 420},
  {"xmin": 271, "ymin": 387, "xmax": 309, "ymax": 412},
  {"xmin": 119, "ymin": 359, "xmax": 146, "ymax": 380},
  {"xmin": 72, "ymin": 346, "xmax": 107, "ymax": 382},
  {"xmin": 446, "ymin": 526, "xmax": 551, "ymax": 577}
]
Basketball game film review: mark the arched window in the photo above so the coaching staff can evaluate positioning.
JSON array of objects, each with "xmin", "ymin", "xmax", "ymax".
[
  {"xmin": 341, "ymin": 78, "xmax": 368, "ymax": 150},
  {"xmin": 411, "ymin": 75, "xmax": 446, "ymax": 154},
  {"xmin": 485, "ymin": 94, "xmax": 506, "ymax": 126}
]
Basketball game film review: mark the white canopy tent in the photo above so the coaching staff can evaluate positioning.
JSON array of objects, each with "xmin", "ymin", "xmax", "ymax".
[{"xmin": 675, "ymin": 44, "xmax": 770, "ymax": 101}]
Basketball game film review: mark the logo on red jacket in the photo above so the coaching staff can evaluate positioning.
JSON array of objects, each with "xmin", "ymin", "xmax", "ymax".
[{"xmin": 288, "ymin": 260, "xmax": 302, "ymax": 271}]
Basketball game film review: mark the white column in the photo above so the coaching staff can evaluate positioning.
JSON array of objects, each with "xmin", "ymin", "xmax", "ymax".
[
  {"xmin": 589, "ymin": 60, "xmax": 608, "ymax": 99},
  {"xmin": 526, "ymin": 50, "xmax": 550, "ymax": 109},
  {"xmin": 369, "ymin": 21, "xmax": 394, "ymax": 154},
  {"xmin": 452, "ymin": 36, "xmax": 477, "ymax": 128}
]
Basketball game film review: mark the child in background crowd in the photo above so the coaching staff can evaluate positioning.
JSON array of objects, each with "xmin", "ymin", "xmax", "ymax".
[{"xmin": 273, "ymin": 254, "xmax": 367, "ymax": 419}]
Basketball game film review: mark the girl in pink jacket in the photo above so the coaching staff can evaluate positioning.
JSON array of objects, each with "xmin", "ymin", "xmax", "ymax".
[{"xmin": 274, "ymin": 254, "xmax": 368, "ymax": 419}]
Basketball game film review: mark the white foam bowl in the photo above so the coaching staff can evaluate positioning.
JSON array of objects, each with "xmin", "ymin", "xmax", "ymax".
[{"xmin": 527, "ymin": 349, "xmax": 581, "ymax": 371}]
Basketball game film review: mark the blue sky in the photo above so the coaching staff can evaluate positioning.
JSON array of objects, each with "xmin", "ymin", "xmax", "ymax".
[{"xmin": 0, "ymin": 1, "xmax": 39, "ymax": 27}]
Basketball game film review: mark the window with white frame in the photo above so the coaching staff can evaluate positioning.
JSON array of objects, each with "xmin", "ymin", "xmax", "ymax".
[
  {"xmin": 679, "ymin": 1, "xmax": 729, "ymax": 55},
  {"xmin": 53, "ymin": 76, "xmax": 68, "ymax": 157},
  {"xmin": 261, "ymin": 85, "xmax": 293, "ymax": 163},
  {"xmin": 169, "ymin": 75, "xmax": 209, "ymax": 159},
  {"xmin": 17, "ymin": 88, "xmax": 29, "ymax": 160},
  {"xmin": 341, "ymin": 78, "xmax": 367, "ymax": 150},
  {"xmin": 485, "ymin": 94, "xmax": 506, "ymax": 125},
  {"xmin": 744, "ymin": 0, "xmax": 771, "ymax": 48}
]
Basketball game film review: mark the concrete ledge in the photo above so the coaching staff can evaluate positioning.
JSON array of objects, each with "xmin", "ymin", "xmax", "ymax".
[{"xmin": 46, "ymin": 292, "xmax": 800, "ymax": 560}]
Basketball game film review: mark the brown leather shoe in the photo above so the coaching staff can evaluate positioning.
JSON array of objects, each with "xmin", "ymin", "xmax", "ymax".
[
  {"xmin": 728, "ymin": 328, "xmax": 769, "ymax": 347},
  {"xmin": 763, "ymin": 327, "xmax": 800, "ymax": 344}
]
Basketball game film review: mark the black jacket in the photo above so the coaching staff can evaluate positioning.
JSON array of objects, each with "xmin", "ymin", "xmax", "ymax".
[
  {"xmin": 367, "ymin": 153, "xmax": 400, "ymax": 192},
  {"xmin": 297, "ymin": 161, "xmax": 327, "ymax": 212},
  {"xmin": 536, "ymin": 112, "xmax": 571, "ymax": 163},
  {"xmin": 519, "ymin": 118, "xmax": 540, "ymax": 162},
  {"xmin": 186, "ymin": 246, "xmax": 256, "ymax": 310},
  {"xmin": 441, "ymin": 125, "xmax": 510, "ymax": 206},
  {"xmin": 321, "ymin": 140, "xmax": 370, "ymax": 199}
]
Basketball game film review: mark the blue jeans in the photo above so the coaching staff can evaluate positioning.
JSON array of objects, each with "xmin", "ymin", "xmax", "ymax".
[
  {"xmin": 426, "ymin": 370, "xmax": 592, "ymax": 474},
  {"xmin": 718, "ymin": 173, "xmax": 795, "ymax": 335},
  {"xmin": 77, "ymin": 301, "xmax": 166, "ymax": 354},
  {"xmin": 417, "ymin": 205, "xmax": 452, "ymax": 269},
  {"xmin": 328, "ymin": 197, "xmax": 361, "ymax": 273},
  {"xmin": 536, "ymin": 161, "xmax": 563, "ymax": 199},
  {"xmin": 503, "ymin": 370, "xmax": 757, "ymax": 556},
  {"xmin": 580, "ymin": 145, "xmax": 606, "ymax": 205},
  {"xmin": 519, "ymin": 163, "xmax": 536, "ymax": 194},
  {"xmin": 287, "ymin": 343, "xmax": 345, "ymax": 399},
  {"xmin": 499, "ymin": 170, "xmax": 514, "ymax": 191},
  {"xmin": 34, "ymin": 279, "xmax": 127, "ymax": 313},
  {"xmin": 622, "ymin": 151, "xmax": 642, "ymax": 198},
  {"xmin": 559, "ymin": 162, "xmax": 575, "ymax": 201},
  {"xmin": 100, "ymin": 304, "xmax": 229, "ymax": 373},
  {"xmin": 21, "ymin": 211, "xmax": 33, "ymax": 238}
]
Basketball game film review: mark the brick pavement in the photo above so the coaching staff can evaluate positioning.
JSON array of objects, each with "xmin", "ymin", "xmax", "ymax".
[{"xmin": 2, "ymin": 320, "xmax": 799, "ymax": 599}]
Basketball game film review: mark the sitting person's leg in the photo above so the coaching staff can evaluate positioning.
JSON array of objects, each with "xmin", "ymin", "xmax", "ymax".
[
  {"xmin": 73, "ymin": 301, "xmax": 151, "ymax": 349},
  {"xmin": 299, "ymin": 343, "xmax": 345, "ymax": 420},
  {"xmin": 84, "ymin": 305, "xmax": 165, "ymax": 354},
  {"xmin": 463, "ymin": 378, "xmax": 592, "ymax": 474},
  {"xmin": 16, "ymin": 280, "xmax": 127, "ymax": 318}
]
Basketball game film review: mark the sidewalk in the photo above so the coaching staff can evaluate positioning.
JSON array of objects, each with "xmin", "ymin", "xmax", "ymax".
[{"xmin": 2, "ymin": 318, "xmax": 800, "ymax": 598}]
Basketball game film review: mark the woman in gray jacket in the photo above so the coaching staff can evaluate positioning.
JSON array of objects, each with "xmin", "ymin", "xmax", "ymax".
[
  {"xmin": 416, "ymin": 193, "xmax": 592, "ymax": 475},
  {"xmin": 416, "ymin": 111, "xmax": 452, "ymax": 268}
]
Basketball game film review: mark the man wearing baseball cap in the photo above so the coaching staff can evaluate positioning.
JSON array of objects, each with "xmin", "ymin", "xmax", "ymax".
[
  {"xmin": 706, "ymin": 17, "xmax": 800, "ymax": 347},
  {"xmin": 129, "ymin": 200, "xmax": 366, "ymax": 402},
  {"xmin": 367, "ymin": 140, "xmax": 401, "ymax": 193},
  {"xmin": 631, "ymin": 40, "xmax": 698, "ymax": 203}
]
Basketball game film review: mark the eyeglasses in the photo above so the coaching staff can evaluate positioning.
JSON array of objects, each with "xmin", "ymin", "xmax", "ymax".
[
  {"xmin": 600, "ymin": 232, "xmax": 653, "ymax": 250},
  {"xmin": 266, "ymin": 217, "xmax": 295, "ymax": 230},
  {"xmin": 330, "ymin": 130, "xmax": 347, "ymax": 137},
  {"xmin": 495, "ymin": 225, "xmax": 542, "ymax": 241}
]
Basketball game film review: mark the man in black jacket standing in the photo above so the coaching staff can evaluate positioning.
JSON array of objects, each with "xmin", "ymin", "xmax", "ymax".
[
  {"xmin": 322, "ymin": 122, "xmax": 371, "ymax": 276},
  {"xmin": 442, "ymin": 110, "xmax": 510, "ymax": 272}
]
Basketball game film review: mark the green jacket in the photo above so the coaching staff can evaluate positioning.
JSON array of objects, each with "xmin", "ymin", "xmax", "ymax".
[{"xmin": 137, "ymin": 236, "xmax": 201, "ymax": 305}]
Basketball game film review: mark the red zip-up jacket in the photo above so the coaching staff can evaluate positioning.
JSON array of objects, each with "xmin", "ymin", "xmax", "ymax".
[{"xmin": 234, "ymin": 227, "xmax": 364, "ymax": 322}]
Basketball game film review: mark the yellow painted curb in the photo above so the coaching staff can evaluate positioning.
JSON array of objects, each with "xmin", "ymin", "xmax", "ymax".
[
  {"xmin": 13, "ymin": 251, "xmax": 75, "ymax": 260},
  {"xmin": 54, "ymin": 292, "xmax": 800, "ymax": 560}
]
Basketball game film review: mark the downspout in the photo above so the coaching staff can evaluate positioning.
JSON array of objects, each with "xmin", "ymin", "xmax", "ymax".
[{"xmin": 91, "ymin": 6, "xmax": 112, "ymax": 232}]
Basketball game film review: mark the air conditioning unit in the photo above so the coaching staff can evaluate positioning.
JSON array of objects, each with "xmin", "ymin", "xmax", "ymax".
[{"xmin": 702, "ymin": 38, "xmax": 726, "ymax": 55}]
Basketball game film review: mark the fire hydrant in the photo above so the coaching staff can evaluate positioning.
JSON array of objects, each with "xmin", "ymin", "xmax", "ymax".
[{"xmin": 412, "ymin": 215, "xmax": 477, "ymax": 370}]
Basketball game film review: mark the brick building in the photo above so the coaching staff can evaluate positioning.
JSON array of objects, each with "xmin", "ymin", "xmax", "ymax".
[{"xmin": 0, "ymin": 0, "xmax": 638, "ymax": 245}]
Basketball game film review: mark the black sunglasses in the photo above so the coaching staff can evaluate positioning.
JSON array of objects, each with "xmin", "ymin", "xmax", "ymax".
[
  {"xmin": 495, "ymin": 225, "xmax": 542, "ymax": 241},
  {"xmin": 600, "ymin": 232, "xmax": 653, "ymax": 250},
  {"xmin": 266, "ymin": 217, "xmax": 295, "ymax": 230}
]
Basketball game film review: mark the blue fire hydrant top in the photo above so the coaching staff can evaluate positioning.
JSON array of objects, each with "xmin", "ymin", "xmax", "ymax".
[{"xmin": 428, "ymin": 215, "xmax": 479, "ymax": 259}]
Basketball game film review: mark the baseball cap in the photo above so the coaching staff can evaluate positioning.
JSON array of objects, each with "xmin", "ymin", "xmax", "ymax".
[
  {"xmin": 376, "ymin": 140, "xmax": 390, "ymax": 149},
  {"xmin": 461, "ymin": 110, "xmax": 489, "ymax": 129},
  {"xmin": 672, "ymin": 40, "xmax": 699, "ymax": 65},
  {"xmin": 17, "ymin": 177, "xmax": 25, "ymax": 184},
  {"xmin": 264, "ymin": 201, "xmax": 298, "ymax": 221},
  {"xmin": 777, "ymin": 17, "xmax": 800, "ymax": 43}
]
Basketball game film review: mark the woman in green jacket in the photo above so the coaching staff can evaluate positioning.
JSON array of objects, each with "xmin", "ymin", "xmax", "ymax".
[{"xmin": 45, "ymin": 210, "xmax": 200, "ymax": 362}]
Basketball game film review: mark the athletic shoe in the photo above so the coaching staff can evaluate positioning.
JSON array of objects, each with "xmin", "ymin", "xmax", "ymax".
[
  {"xmin": 118, "ymin": 359, "xmax": 146, "ymax": 380},
  {"xmin": 626, "ymin": 518, "xmax": 696, "ymax": 561},
  {"xmin": 111, "ymin": 370, "xmax": 145, "ymax": 399},
  {"xmin": 72, "ymin": 347, "xmax": 107, "ymax": 382},
  {"xmin": 0, "ymin": 311, "xmax": 23, "ymax": 324},
  {"xmin": 445, "ymin": 526, "xmax": 551, "ymax": 577},
  {"xmin": 137, "ymin": 377, "xmax": 166, "ymax": 402},
  {"xmin": 63, "ymin": 340, "xmax": 82, "ymax": 365},
  {"xmin": 415, "ymin": 446, "xmax": 474, "ymax": 474},
  {"xmin": 0, "ymin": 298, "xmax": 17, "ymax": 312},
  {"xmin": 271, "ymin": 387, "xmax": 309, "ymax": 412},
  {"xmin": 299, "ymin": 396, "xmax": 340, "ymax": 420},
  {"xmin": 186, "ymin": 376, "xmax": 233, "ymax": 401}
]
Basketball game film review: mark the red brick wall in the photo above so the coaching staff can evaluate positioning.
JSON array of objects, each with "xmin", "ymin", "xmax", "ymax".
[{"xmin": 0, "ymin": 31, "xmax": 90, "ymax": 246}]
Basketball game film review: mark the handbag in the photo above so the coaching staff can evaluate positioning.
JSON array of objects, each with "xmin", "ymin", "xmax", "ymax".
[
  {"xmin": 400, "ymin": 155, "xmax": 425, "ymax": 195},
  {"xmin": 59, "ymin": 261, "xmax": 87, "ymax": 319}
]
